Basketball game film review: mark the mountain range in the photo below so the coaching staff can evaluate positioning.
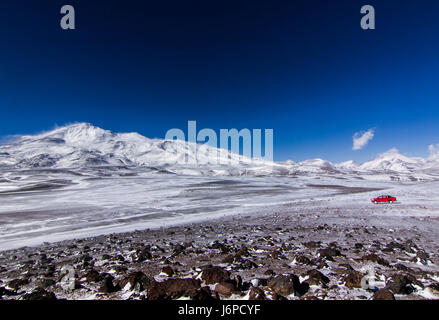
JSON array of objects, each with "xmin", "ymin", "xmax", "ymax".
[{"xmin": 0, "ymin": 123, "xmax": 437, "ymax": 178}]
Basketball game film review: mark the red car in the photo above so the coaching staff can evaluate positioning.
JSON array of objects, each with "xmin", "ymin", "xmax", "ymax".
[{"xmin": 371, "ymin": 195, "xmax": 397, "ymax": 204}]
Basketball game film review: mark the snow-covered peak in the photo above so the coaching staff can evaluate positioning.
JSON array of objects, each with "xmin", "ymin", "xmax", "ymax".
[
  {"xmin": 1, "ymin": 123, "xmax": 438, "ymax": 177},
  {"xmin": 299, "ymin": 158, "xmax": 335, "ymax": 168},
  {"xmin": 360, "ymin": 148, "xmax": 425, "ymax": 172},
  {"xmin": 335, "ymin": 160, "xmax": 360, "ymax": 170}
]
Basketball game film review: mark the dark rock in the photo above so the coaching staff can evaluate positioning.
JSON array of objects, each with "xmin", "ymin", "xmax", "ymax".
[
  {"xmin": 215, "ymin": 282, "xmax": 235, "ymax": 297},
  {"xmin": 99, "ymin": 274, "xmax": 120, "ymax": 293},
  {"xmin": 317, "ymin": 247, "xmax": 341, "ymax": 261},
  {"xmin": 339, "ymin": 263, "xmax": 354, "ymax": 271},
  {"xmin": 303, "ymin": 269, "xmax": 330, "ymax": 287},
  {"xmin": 427, "ymin": 283, "xmax": 439, "ymax": 297},
  {"xmin": 267, "ymin": 274, "xmax": 308, "ymax": 296},
  {"xmin": 342, "ymin": 271, "xmax": 364, "ymax": 289},
  {"xmin": 361, "ymin": 253, "xmax": 389, "ymax": 266},
  {"xmin": 373, "ymin": 289, "xmax": 395, "ymax": 300},
  {"xmin": 236, "ymin": 246, "xmax": 250, "ymax": 257},
  {"xmin": 172, "ymin": 244, "xmax": 185, "ymax": 255},
  {"xmin": 393, "ymin": 263, "xmax": 411, "ymax": 272},
  {"xmin": 237, "ymin": 259, "xmax": 258, "ymax": 270},
  {"xmin": 411, "ymin": 250, "xmax": 429, "ymax": 265},
  {"xmin": 221, "ymin": 254, "xmax": 237, "ymax": 264},
  {"xmin": 232, "ymin": 275, "xmax": 243, "ymax": 291},
  {"xmin": 43, "ymin": 265, "xmax": 55, "ymax": 277},
  {"xmin": 295, "ymin": 255, "xmax": 312, "ymax": 265},
  {"xmin": 191, "ymin": 286, "xmax": 216, "ymax": 301},
  {"xmin": 269, "ymin": 249, "xmax": 286, "ymax": 260},
  {"xmin": 249, "ymin": 287, "xmax": 266, "ymax": 300},
  {"xmin": 37, "ymin": 278, "xmax": 56, "ymax": 289},
  {"xmin": 385, "ymin": 274, "xmax": 421, "ymax": 295},
  {"xmin": 354, "ymin": 243, "xmax": 363, "ymax": 249},
  {"xmin": 7, "ymin": 278, "xmax": 29, "ymax": 290},
  {"xmin": 23, "ymin": 288, "xmax": 57, "ymax": 300},
  {"xmin": 383, "ymin": 241, "xmax": 405, "ymax": 252},
  {"xmin": 201, "ymin": 266, "xmax": 230, "ymax": 284},
  {"xmin": 118, "ymin": 272, "xmax": 153, "ymax": 292},
  {"xmin": 303, "ymin": 241, "xmax": 321, "ymax": 249},
  {"xmin": 161, "ymin": 266, "xmax": 174, "ymax": 276},
  {"xmin": 147, "ymin": 278, "xmax": 201, "ymax": 300},
  {"xmin": 135, "ymin": 248, "xmax": 152, "ymax": 262},
  {"xmin": 210, "ymin": 241, "xmax": 227, "ymax": 251},
  {"xmin": 0, "ymin": 287, "xmax": 16, "ymax": 297},
  {"xmin": 257, "ymin": 278, "xmax": 268, "ymax": 287},
  {"xmin": 85, "ymin": 269, "xmax": 102, "ymax": 283},
  {"xmin": 264, "ymin": 269, "xmax": 275, "ymax": 276}
]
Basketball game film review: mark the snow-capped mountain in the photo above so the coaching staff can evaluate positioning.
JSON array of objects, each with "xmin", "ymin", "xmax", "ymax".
[
  {"xmin": 359, "ymin": 148, "xmax": 426, "ymax": 173},
  {"xmin": 296, "ymin": 159, "xmax": 339, "ymax": 173},
  {"xmin": 0, "ymin": 123, "xmax": 438, "ymax": 177},
  {"xmin": 335, "ymin": 160, "xmax": 360, "ymax": 171},
  {"xmin": 0, "ymin": 123, "xmax": 271, "ymax": 175}
]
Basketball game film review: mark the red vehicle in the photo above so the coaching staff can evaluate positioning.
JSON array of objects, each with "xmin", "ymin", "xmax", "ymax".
[{"xmin": 371, "ymin": 195, "xmax": 397, "ymax": 204}]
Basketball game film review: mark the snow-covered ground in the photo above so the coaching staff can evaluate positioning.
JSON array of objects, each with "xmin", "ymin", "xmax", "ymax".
[
  {"xmin": 1, "ymin": 166, "xmax": 439, "ymax": 251},
  {"xmin": 1, "ymin": 123, "xmax": 439, "ymax": 251}
]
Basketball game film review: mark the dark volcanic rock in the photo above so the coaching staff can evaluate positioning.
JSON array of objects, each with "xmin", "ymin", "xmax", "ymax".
[
  {"xmin": 23, "ymin": 288, "xmax": 57, "ymax": 300},
  {"xmin": 237, "ymin": 259, "xmax": 258, "ymax": 270},
  {"xmin": 267, "ymin": 274, "xmax": 308, "ymax": 296},
  {"xmin": 0, "ymin": 287, "xmax": 16, "ymax": 297},
  {"xmin": 118, "ymin": 272, "xmax": 153, "ymax": 292},
  {"xmin": 249, "ymin": 287, "xmax": 266, "ymax": 300},
  {"xmin": 147, "ymin": 278, "xmax": 201, "ymax": 300},
  {"xmin": 411, "ymin": 250, "xmax": 429, "ymax": 265},
  {"xmin": 317, "ymin": 247, "xmax": 341, "ymax": 261},
  {"xmin": 303, "ymin": 269, "xmax": 330, "ymax": 287},
  {"xmin": 303, "ymin": 241, "xmax": 321, "ymax": 249},
  {"xmin": 373, "ymin": 289, "xmax": 395, "ymax": 300},
  {"xmin": 161, "ymin": 266, "xmax": 174, "ymax": 276},
  {"xmin": 361, "ymin": 253, "xmax": 389, "ymax": 266},
  {"xmin": 37, "ymin": 278, "xmax": 56, "ymax": 289},
  {"xmin": 385, "ymin": 274, "xmax": 421, "ymax": 295},
  {"xmin": 85, "ymin": 269, "xmax": 102, "ymax": 283},
  {"xmin": 215, "ymin": 282, "xmax": 235, "ymax": 297},
  {"xmin": 192, "ymin": 286, "xmax": 216, "ymax": 301},
  {"xmin": 99, "ymin": 274, "xmax": 120, "ymax": 293},
  {"xmin": 7, "ymin": 278, "xmax": 29, "ymax": 290},
  {"xmin": 201, "ymin": 266, "xmax": 230, "ymax": 284},
  {"xmin": 264, "ymin": 269, "xmax": 275, "ymax": 276},
  {"xmin": 383, "ymin": 241, "xmax": 405, "ymax": 252},
  {"xmin": 295, "ymin": 255, "xmax": 313, "ymax": 265},
  {"xmin": 135, "ymin": 248, "xmax": 152, "ymax": 262},
  {"xmin": 342, "ymin": 271, "xmax": 364, "ymax": 289},
  {"xmin": 172, "ymin": 244, "xmax": 186, "ymax": 255}
]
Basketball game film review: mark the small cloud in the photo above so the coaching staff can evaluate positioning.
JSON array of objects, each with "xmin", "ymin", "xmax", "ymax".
[{"xmin": 352, "ymin": 128, "xmax": 375, "ymax": 151}]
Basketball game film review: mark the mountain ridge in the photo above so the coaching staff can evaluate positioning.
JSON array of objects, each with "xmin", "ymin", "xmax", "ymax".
[{"xmin": 0, "ymin": 123, "xmax": 438, "ymax": 177}]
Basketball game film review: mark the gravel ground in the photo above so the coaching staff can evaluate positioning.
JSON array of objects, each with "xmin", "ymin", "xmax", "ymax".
[{"xmin": 1, "ymin": 197, "xmax": 439, "ymax": 300}]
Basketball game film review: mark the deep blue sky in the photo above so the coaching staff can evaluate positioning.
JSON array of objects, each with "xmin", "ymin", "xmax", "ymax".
[{"xmin": 0, "ymin": 0, "xmax": 438, "ymax": 162}]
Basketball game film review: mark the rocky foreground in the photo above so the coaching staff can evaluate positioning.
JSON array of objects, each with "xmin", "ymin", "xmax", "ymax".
[{"xmin": 1, "ymin": 200, "xmax": 439, "ymax": 300}]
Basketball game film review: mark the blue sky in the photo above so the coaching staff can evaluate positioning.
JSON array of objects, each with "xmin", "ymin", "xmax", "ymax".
[{"xmin": 0, "ymin": 0, "xmax": 438, "ymax": 162}]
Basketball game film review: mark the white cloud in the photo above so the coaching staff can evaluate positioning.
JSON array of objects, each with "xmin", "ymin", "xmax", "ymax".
[{"xmin": 352, "ymin": 128, "xmax": 375, "ymax": 151}]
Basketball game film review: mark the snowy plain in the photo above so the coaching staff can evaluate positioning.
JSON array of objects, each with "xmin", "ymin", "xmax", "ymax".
[
  {"xmin": 1, "ymin": 167, "xmax": 439, "ymax": 251},
  {"xmin": 1, "ymin": 123, "xmax": 439, "ymax": 251}
]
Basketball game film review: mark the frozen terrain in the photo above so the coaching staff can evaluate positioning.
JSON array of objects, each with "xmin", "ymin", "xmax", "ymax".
[
  {"xmin": 0, "ymin": 123, "xmax": 439, "ymax": 300},
  {"xmin": 0, "ymin": 123, "xmax": 439, "ymax": 250}
]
